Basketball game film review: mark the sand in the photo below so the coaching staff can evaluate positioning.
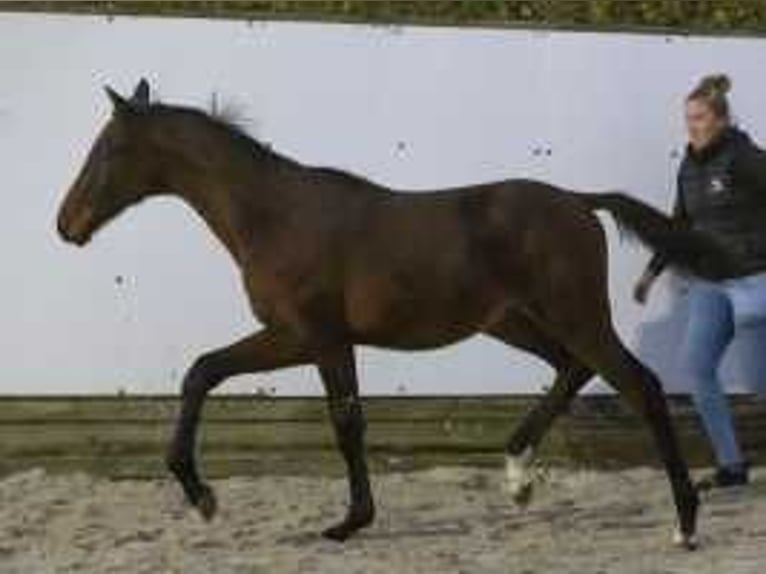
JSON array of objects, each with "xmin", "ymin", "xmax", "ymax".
[{"xmin": 0, "ymin": 465, "xmax": 764, "ymax": 573}]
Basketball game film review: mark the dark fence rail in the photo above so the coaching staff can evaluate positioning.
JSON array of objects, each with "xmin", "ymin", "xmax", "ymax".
[
  {"xmin": 0, "ymin": 395, "xmax": 764, "ymax": 478},
  {"xmin": 0, "ymin": 1, "xmax": 765, "ymax": 35}
]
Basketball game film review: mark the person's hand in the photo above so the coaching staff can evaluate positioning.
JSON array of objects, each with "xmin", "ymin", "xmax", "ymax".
[{"xmin": 633, "ymin": 274, "xmax": 654, "ymax": 305}]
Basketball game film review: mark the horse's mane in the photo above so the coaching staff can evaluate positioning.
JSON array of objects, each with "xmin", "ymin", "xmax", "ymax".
[
  {"xmin": 147, "ymin": 97, "xmax": 287, "ymax": 165},
  {"xmin": 208, "ymin": 94, "xmax": 252, "ymax": 138},
  {"xmin": 148, "ymin": 96, "xmax": 385, "ymax": 191}
]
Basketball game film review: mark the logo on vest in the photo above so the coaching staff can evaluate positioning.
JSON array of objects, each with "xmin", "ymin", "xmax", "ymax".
[{"xmin": 708, "ymin": 177, "xmax": 727, "ymax": 195}]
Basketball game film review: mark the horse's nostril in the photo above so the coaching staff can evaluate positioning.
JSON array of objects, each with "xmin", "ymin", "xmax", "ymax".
[{"xmin": 57, "ymin": 212, "xmax": 72, "ymax": 242}]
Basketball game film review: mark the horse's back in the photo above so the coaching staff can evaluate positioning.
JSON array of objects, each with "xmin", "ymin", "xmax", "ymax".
[{"xmin": 340, "ymin": 177, "xmax": 607, "ymax": 348}]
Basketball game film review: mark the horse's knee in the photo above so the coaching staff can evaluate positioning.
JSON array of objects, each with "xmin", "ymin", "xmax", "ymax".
[
  {"xmin": 328, "ymin": 395, "xmax": 364, "ymax": 427},
  {"xmin": 181, "ymin": 354, "xmax": 223, "ymax": 398},
  {"xmin": 329, "ymin": 397, "xmax": 365, "ymax": 431},
  {"xmin": 327, "ymin": 397, "xmax": 368, "ymax": 465}
]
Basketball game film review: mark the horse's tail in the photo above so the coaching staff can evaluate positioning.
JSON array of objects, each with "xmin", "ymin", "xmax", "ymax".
[{"xmin": 573, "ymin": 191, "xmax": 739, "ymax": 280}]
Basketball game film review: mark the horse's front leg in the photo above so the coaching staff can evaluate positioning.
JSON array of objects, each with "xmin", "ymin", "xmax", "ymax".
[
  {"xmin": 316, "ymin": 345, "xmax": 375, "ymax": 541},
  {"xmin": 166, "ymin": 329, "xmax": 310, "ymax": 520}
]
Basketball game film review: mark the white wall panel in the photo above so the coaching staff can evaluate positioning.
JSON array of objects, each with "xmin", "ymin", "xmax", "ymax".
[{"xmin": 1, "ymin": 13, "xmax": 765, "ymax": 395}]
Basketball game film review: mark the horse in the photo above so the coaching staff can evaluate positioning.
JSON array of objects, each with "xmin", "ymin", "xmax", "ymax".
[{"xmin": 57, "ymin": 79, "xmax": 735, "ymax": 547}]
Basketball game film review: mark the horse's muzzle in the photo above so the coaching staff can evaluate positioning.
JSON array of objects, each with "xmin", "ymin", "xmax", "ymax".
[{"xmin": 57, "ymin": 204, "xmax": 93, "ymax": 246}]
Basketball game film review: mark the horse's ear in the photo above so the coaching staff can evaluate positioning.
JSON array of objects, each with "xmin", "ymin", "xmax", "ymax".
[
  {"xmin": 105, "ymin": 85, "xmax": 129, "ymax": 113},
  {"xmin": 130, "ymin": 78, "xmax": 151, "ymax": 108},
  {"xmin": 104, "ymin": 80, "xmax": 150, "ymax": 117}
]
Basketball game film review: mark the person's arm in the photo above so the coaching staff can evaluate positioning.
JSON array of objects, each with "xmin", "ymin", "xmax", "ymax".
[
  {"xmin": 633, "ymin": 185, "xmax": 687, "ymax": 304},
  {"xmin": 733, "ymin": 137, "xmax": 766, "ymax": 191}
]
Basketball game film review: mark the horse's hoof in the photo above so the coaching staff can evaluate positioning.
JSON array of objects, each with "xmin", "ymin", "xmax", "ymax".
[
  {"xmin": 672, "ymin": 527, "xmax": 699, "ymax": 550},
  {"xmin": 321, "ymin": 510, "xmax": 374, "ymax": 542},
  {"xmin": 512, "ymin": 481, "xmax": 534, "ymax": 507},
  {"xmin": 506, "ymin": 447, "xmax": 535, "ymax": 506},
  {"xmin": 195, "ymin": 484, "xmax": 218, "ymax": 522},
  {"xmin": 322, "ymin": 523, "xmax": 353, "ymax": 542}
]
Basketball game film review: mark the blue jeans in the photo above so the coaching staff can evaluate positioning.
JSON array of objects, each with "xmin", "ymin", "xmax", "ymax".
[{"xmin": 681, "ymin": 271, "xmax": 766, "ymax": 467}]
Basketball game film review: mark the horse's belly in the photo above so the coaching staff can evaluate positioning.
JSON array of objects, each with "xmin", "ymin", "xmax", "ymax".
[
  {"xmin": 355, "ymin": 320, "xmax": 478, "ymax": 350},
  {"xmin": 345, "ymin": 280, "xmax": 504, "ymax": 350}
]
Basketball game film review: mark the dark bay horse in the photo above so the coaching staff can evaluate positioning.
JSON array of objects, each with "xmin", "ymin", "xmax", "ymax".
[{"xmin": 57, "ymin": 80, "xmax": 736, "ymax": 546}]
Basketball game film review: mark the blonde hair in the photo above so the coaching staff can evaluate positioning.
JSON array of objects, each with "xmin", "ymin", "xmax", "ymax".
[{"xmin": 687, "ymin": 74, "xmax": 732, "ymax": 121}]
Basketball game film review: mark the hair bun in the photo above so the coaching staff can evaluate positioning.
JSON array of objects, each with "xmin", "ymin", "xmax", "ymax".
[{"xmin": 699, "ymin": 74, "xmax": 732, "ymax": 96}]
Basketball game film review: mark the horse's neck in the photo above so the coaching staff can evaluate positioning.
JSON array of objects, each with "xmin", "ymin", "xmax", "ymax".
[{"xmin": 168, "ymin": 141, "xmax": 302, "ymax": 263}]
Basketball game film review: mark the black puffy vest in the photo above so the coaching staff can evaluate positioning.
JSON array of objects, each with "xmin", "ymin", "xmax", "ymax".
[{"xmin": 679, "ymin": 128, "xmax": 766, "ymax": 276}]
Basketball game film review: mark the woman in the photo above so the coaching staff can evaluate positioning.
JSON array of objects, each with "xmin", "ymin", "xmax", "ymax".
[{"xmin": 634, "ymin": 74, "xmax": 766, "ymax": 489}]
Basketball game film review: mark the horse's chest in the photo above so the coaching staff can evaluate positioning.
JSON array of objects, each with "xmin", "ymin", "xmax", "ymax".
[{"xmin": 240, "ymin": 260, "xmax": 339, "ymax": 329}]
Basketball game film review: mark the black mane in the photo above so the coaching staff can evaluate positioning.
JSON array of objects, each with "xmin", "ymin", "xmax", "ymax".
[
  {"xmin": 148, "ymin": 101, "xmax": 286, "ymax": 164},
  {"xmin": 148, "ymin": 101, "xmax": 386, "ymax": 190}
]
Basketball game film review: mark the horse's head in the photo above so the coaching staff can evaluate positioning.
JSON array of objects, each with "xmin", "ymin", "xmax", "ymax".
[{"xmin": 57, "ymin": 79, "xmax": 163, "ymax": 246}]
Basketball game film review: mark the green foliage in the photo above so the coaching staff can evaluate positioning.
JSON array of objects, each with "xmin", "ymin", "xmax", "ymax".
[{"xmin": 1, "ymin": 1, "xmax": 765, "ymax": 33}]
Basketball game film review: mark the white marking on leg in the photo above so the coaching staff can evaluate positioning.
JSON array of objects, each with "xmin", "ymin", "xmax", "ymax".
[
  {"xmin": 672, "ymin": 526, "xmax": 699, "ymax": 550},
  {"xmin": 505, "ymin": 446, "xmax": 535, "ymax": 502}
]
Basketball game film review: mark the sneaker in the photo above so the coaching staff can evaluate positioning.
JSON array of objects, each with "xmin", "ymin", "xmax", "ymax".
[{"xmin": 696, "ymin": 463, "xmax": 750, "ymax": 491}]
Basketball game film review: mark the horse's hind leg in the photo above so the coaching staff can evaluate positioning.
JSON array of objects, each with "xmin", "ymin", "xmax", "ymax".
[
  {"xmin": 166, "ymin": 329, "xmax": 310, "ymax": 520},
  {"xmin": 487, "ymin": 314, "xmax": 593, "ymax": 504},
  {"xmin": 513, "ymin": 194, "xmax": 696, "ymax": 546},
  {"xmin": 572, "ymin": 329, "xmax": 700, "ymax": 548}
]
